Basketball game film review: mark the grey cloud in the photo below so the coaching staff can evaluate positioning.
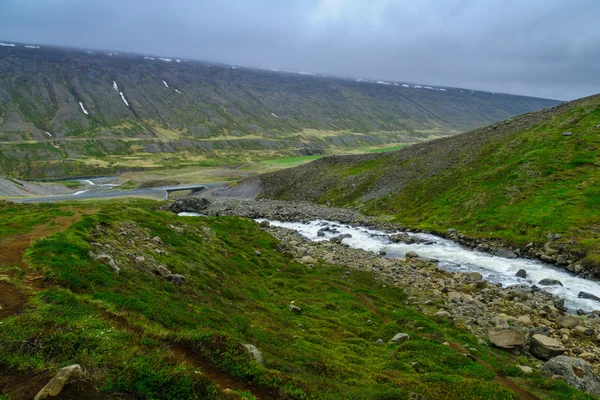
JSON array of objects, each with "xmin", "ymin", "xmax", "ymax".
[{"xmin": 0, "ymin": 0, "xmax": 599, "ymax": 100}]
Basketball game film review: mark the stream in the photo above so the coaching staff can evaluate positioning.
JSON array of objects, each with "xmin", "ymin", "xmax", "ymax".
[{"xmin": 259, "ymin": 219, "xmax": 600, "ymax": 313}]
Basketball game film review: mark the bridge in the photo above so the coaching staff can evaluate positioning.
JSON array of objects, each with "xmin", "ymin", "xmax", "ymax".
[{"xmin": 162, "ymin": 184, "xmax": 207, "ymax": 199}]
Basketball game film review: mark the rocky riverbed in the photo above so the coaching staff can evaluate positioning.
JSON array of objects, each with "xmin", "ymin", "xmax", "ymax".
[{"xmin": 169, "ymin": 197, "xmax": 600, "ymax": 395}]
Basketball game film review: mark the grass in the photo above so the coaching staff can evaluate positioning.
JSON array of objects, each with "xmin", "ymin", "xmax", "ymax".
[{"xmin": 0, "ymin": 199, "xmax": 593, "ymax": 399}]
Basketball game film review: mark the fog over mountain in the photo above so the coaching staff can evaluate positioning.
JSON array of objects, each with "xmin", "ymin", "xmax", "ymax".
[{"xmin": 1, "ymin": 0, "xmax": 599, "ymax": 100}]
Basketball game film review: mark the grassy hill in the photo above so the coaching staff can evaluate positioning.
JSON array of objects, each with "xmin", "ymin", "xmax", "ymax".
[
  {"xmin": 0, "ymin": 199, "xmax": 592, "ymax": 399},
  {"xmin": 255, "ymin": 94, "xmax": 600, "ymax": 272},
  {"xmin": 0, "ymin": 43, "xmax": 559, "ymax": 178}
]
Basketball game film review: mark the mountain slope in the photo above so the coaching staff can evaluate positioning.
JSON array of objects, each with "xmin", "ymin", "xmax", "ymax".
[
  {"xmin": 0, "ymin": 43, "xmax": 559, "ymax": 177},
  {"xmin": 255, "ymin": 94, "xmax": 600, "ymax": 272}
]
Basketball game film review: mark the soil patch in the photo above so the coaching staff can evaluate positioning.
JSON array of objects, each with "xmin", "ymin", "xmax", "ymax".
[{"xmin": 0, "ymin": 282, "xmax": 27, "ymax": 320}]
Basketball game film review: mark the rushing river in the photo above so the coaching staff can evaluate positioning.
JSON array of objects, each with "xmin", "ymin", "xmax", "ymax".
[{"xmin": 257, "ymin": 219, "xmax": 600, "ymax": 313}]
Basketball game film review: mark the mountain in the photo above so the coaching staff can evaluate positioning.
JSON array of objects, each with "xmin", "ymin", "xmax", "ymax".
[
  {"xmin": 252, "ymin": 94, "xmax": 600, "ymax": 272},
  {"xmin": 0, "ymin": 42, "xmax": 560, "ymax": 178}
]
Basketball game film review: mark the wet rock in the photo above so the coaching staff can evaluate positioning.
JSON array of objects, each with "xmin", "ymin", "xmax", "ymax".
[
  {"xmin": 554, "ymin": 298, "xmax": 567, "ymax": 312},
  {"xmin": 556, "ymin": 315, "xmax": 580, "ymax": 329},
  {"xmin": 579, "ymin": 292, "xmax": 600, "ymax": 303},
  {"xmin": 405, "ymin": 251, "xmax": 419, "ymax": 259},
  {"xmin": 389, "ymin": 333, "xmax": 410, "ymax": 344},
  {"xmin": 242, "ymin": 344, "xmax": 264, "ymax": 365},
  {"xmin": 495, "ymin": 249, "xmax": 518, "ymax": 259},
  {"xmin": 34, "ymin": 364, "xmax": 84, "ymax": 400},
  {"xmin": 515, "ymin": 269, "xmax": 527, "ymax": 279},
  {"xmin": 530, "ymin": 334, "xmax": 566, "ymax": 360},
  {"xmin": 488, "ymin": 329, "xmax": 526, "ymax": 353},
  {"xmin": 259, "ymin": 220, "xmax": 270, "ymax": 228},
  {"xmin": 330, "ymin": 234, "xmax": 352, "ymax": 244},
  {"xmin": 538, "ymin": 278, "xmax": 563, "ymax": 286},
  {"xmin": 543, "ymin": 356, "xmax": 600, "ymax": 396}
]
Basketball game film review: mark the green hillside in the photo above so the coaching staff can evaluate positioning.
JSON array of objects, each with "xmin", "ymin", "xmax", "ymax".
[
  {"xmin": 256, "ymin": 94, "xmax": 600, "ymax": 272},
  {"xmin": 0, "ymin": 199, "xmax": 592, "ymax": 399},
  {"xmin": 0, "ymin": 44, "xmax": 559, "ymax": 178}
]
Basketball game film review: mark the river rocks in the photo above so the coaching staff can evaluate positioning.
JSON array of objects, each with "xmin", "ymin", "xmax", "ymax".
[
  {"xmin": 538, "ymin": 278, "xmax": 563, "ymax": 286},
  {"xmin": 579, "ymin": 292, "xmax": 600, "ymax": 303},
  {"xmin": 488, "ymin": 329, "xmax": 526, "ymax": 353},
  {"xmin": 389, "ymin": 333, "xmax": 410, "ymax": 344},
  {"xmin": 242, "ymin": 344, "xmax": 264, "ymax": 365},
  {"xmin": 330, "ymin": 234, "xmax": 352, "ymax": 244},
  {"xmin": 556, "ymin": 315, "xmax": 580, "ymax": 329},
  {"xmin": 515, "ymin": 269, "xmax": 527, "ymax": 278},
  {"xmin": 259, "ymin": 220, "xmax": 270, "ymax": 228},
  {"xmin": 34, "ymin": 364, "xmax": 84, "ymax": 400},
  {"xmin": 530, "ymin": 334, "xmax": 566, "ymax": 360},
  {"xmin": 405, "ymin": 251, "xmax": 419, "ymax": 258},
  {"xmin": 543, "ymin": 356, "xmax": 600, "ymax": 396},
  {"xmin": 389, "ymin": 233, "xmax": 431, "ymax": 245}
]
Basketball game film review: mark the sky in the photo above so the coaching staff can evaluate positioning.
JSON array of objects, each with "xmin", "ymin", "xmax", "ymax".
[{"xmin": 1, "ymin": 0, "xmax": 599, "ymax": 100}]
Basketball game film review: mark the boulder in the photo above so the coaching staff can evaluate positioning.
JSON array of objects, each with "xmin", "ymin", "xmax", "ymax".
[
  {"xmin": 538, "ymin": 278, "xmax": 563, "ymax": 286},
  {"xmin": 530, "ymin": 334, "xmax": 566, "ymax": 360},
  {"xmin": 543, "ymin": 356, "xmax": 600, "ymax": 396},
  {"xmin": 556, "ymin": 315, "xmax": 580, "ymax": 329},
  {"xmin": 300, "ymin": 256, "xmax": 317, "ymax": 265},
  {"xmin": 389, "ymin": 333, "xmax": 410, "ymax": 344},
  {"xmin": 495, "ymin": 249, "xmax": 518, "ymax": 259},
  {"xmin": 259, "ymin": 220, "xmax": 270, "ymax": 228},
  {"xmin": 330, "ymin": 234, "xmax": 352, "ymax": 244},
  {"xmin": 405, "ymin": 251, "xmax": 419, "ymax": 259},
  {"xmin": 166, "ymin": 274, "xmax": 186, "ymax": 285},
  {"xmin": 488, "ymin": 329, "xmax": 526, "ymax": 353},
  {"xmin": 35, "ymin": 364, "xmax": 84, "ymax": 400},
  {"xmin": 434, "ymin": 310, "xmax": 452, "ymax": 319},
  {"xmin": 515, "ymin": 269, "xmax": 527, "ymax": 279},
  {"xmin": 242, "ymin": 344, "xmax": 264, "ymax": 365},
  {"xmin": 167, "ymin": 197, "xmax": 211, "ymax": 214},
  {"xmin": 155, "ymin": 265, "xmax": 171, "ymax": 277},
  {"xmin": 463, "ymin": 272, "xmax": 483, "ymax": 282},
  {"xmin": 579, "ymin": 292, "xmax": 600, "ymax": 303}
]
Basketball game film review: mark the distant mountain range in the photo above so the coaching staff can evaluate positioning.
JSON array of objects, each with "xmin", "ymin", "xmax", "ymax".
[{"xmin": 0, "ymin": 41, "xmax": 560, "ymax": 177}]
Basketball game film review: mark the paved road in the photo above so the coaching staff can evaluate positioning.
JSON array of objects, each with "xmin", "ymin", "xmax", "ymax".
[{"xmin": 8, "ymin": 184, "xmax": 215, "ymax": 204}]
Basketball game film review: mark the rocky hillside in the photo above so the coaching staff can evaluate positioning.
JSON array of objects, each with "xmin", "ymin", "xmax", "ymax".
[
  {"xmin": 253, "ymin": 94, "xmax": 600, "ymax": 273},
  {"xmin": 0, "ymin": 42, "xmax": 559, "ymax": 177}
]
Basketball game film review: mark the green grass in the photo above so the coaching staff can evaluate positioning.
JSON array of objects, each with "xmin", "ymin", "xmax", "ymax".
[{"xmin": 0, "ymin": 199, "xmax": 592, "ymax": 399}]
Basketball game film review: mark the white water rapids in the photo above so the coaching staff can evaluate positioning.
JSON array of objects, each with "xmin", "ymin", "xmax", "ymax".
[{"xmin": 258, "ymin": 219, "xmax": 600, "ymax": 313}]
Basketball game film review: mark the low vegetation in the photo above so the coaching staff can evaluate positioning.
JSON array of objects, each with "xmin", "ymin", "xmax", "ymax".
[{"xmin": 0, "ymin": 199, "xmax": 591, "ymax": 398}]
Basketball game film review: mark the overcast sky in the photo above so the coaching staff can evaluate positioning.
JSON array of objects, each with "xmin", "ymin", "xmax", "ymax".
[{"xmin": 1, "ymin": 0, "xmax": 599, "ymax": 100}]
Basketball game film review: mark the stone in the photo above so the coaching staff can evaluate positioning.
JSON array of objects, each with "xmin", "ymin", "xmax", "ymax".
[
  {"xmin": 579, "ymin": 352, "xmax": 595, "ymax": 361},
  {"xmin": 495, "ymin": 249, "xmax": 518, "ymax": 259},
  {"xmin": 296, "ymin": 247, "xmax": 309, "ymax": 257},
  {"xmin": 152, "ymin": 236, "xmax": 163, "ymax": 245},
  {"xmin": 515, "ymin": 269, "xmax": 527, "ymax": 279},
  {"xmin": 517, "ymin": 315, "xmax": 532, "ymax": 326},
  {"xmin": 259, "ymin": 220, "xmax": 270, "ymax": 228},
  {"xmin": 538, "ymin": 278, "xmax": 563, "ymax": 286},
  {"xmin": 554, "ymin": 298, "xmax": 567, "ymax": 312},
  {"xmin": 330, "ymin": 234, "xmax": 352, "ymax": 244},
  {"xmin": 255, "ymin": 250, "xmax": 262, "ymax": 257},
  {"xmin": 556, "ymin": 315, "xmax": 580, "ymax": 329},
  {"xmin": 518, "ymin": 365, "xmax": 533, "ymax": 374},
  {"xmin": 579, "ymin": 292, "xmax": 600, "ymax": 303},
  {"xmin": 289, "ymin": 304, "xmax": 302, "ymax": 314},
  {"xmin": 562, "ymin": 131, "xmax": 573, "ymax": 136},
  {"xmin": 405, "ymin": 251, "xmax": 419, "ymax": 258},
  {"xmin": 375, "ymin": 339, "xmax": 384, "ymax": 345},
  {"xmin": 448, "ymin": 292, "xmax": 463, "ymax": 303},
  {"xmin": 574, "ymin": 326, "xmax": 595, "ymax": 337},
  {"xmin": 530, "ymin": 334, "xmax": 566, "ymax": 360},
  {"xmin": 389, "ymin": 333, "xmax": 410, "ymax": 344},
  {"xmin": 434, "ymin": 310, "xmax": 452, "ymax": 319},
  {"xmin": 166, "ymin": 274, "xmax": 186, "ymax": 285},
  {"xmin": 488, "ymin": 329, "xmax": 526, "ymax": 353},
  {"xmin": 543, "ymin": 356, "xmax": 600, "ymax": 396},
  {"xmin": 108, "ymin": 259, "xmax": 120, "ymax": 274},
  {"xmin": 35, "ymin": 364, "xmax": 84, "ymax": 400},
  {"xmin": 300, "ymin": 256, "xmax": 317, "ymax": 265},
  {"xmin": 463, "ymin": 272, "xmax": 483, "ymax": 282},
  {"xmin": 242, "ymin": 344, "xmax": 264, "ymax": 365},
  {"xmin": 155, "ymin": 265, "xmax": 171, "ymax": 277}
]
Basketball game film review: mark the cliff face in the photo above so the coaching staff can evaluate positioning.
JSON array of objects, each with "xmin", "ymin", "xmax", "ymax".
[{"xmin": 0, "ymin": 44, "xmax": 560, "ymax": 177}]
